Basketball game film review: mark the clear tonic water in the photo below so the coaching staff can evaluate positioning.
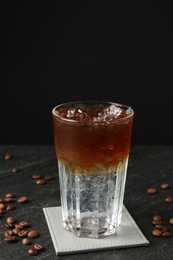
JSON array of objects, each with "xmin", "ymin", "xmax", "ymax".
[{"xmin": 58, "ymin": 158, "xmax": 128, "ymax": 238}]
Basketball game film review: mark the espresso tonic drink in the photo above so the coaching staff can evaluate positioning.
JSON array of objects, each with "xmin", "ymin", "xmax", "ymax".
[{"xmin": 52, "ymin": 101, "xmax": 134, "ymax": 238}]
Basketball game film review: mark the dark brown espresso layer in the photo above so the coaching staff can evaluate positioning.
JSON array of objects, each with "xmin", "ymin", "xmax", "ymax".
[{"xmin": 53, "ymin": 103, "xmax": 134, "ymax": 173}]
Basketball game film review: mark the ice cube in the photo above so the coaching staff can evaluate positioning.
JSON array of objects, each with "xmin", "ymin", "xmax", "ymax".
[
  {"xmin": 103, "ymin": 105, "xmax": 122, "ymax": 118},
  {"xmin": 126, "ymin": 107, "xmax": 132, "ymax": 115},
  {"xmin": 78, "ymin": 109, "xmax": 82, "ymax": 113},
  {"xmin": 67, "ymin": 108, "xmax": 76, "ymax": 118}
]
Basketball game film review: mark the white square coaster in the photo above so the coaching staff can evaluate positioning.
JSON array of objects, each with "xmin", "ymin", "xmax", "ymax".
[{"xmin": 43, "ymin": 206, "xmax": 149, "ymax": 255}]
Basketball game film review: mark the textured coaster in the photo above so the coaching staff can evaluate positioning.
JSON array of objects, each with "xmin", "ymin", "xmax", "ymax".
[{"xmin": 43, "ymin": 206, "xmax": 149, "ymax": 255}]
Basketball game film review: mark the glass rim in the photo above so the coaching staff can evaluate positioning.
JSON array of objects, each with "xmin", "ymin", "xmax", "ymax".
[{"xmin": 52, "ymin": 100, "xmax": 134, "ymax": 124}]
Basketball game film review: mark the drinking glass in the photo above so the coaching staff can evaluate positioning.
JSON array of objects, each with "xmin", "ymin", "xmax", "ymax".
[{"xmin": 52, "ymin": 101, "xmax": 134, "ymax": 238}]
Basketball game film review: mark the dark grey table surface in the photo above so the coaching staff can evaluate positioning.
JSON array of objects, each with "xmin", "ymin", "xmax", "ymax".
[{"xmin": 1, "ymin": 145, "xmax": 173, "ymax": 260}]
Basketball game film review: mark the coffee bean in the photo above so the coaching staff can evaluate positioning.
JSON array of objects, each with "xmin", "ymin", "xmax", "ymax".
[
  {"xmin": 152, "ymin": 229, "xmax": 162, "ymax": 236},
  {"xmin": 6, "ymin": 216, "xmax": 15, "ymax": 224},
  {"xmin": 17, "ymin": 196, "xmax": 28, "ymax": 203},
  {"xmin": 15, "ymin": 223, "xmax": 24, "ymax": 229},
  {"xmin": 33, "ymin": 243, "xmax": 44, "ymax": 251},
  {"xmin": 0, "ymin": 198, "xmax": 3, "ymax": 203},
  {"xmin": 4, "ymin": 230, "xmax": 13, "ymax": 236},
  {"xmin": 28, "ymin": 247, "xmax": 38, "ymax": 255},
  {"xmin": 0, "ymin": 203, "xmax": 6, "ymax": 209},
  {"xmin": 162, "ymin": 231, "xmax": 171, "ymax": 237},
  {"xmin": 169, "ymin": 218, "xmax": 173, "ymax": 224},
  {"xmin": 18, "ymin": 230, "xmax": 29, "ymax": 237},
  {"xmin": 5, "ymin": 193, "xmax": 15, "ymax": 198},
  {"xmin": 22, "ymin": 238, "xmax": 31, "ymax": 245},
  {"xmin": 147, "ymin": 188, "xmax": 157, "ymax": 194},
  {"xmin": 164, "ymin": 197, "xmax": 173, "ymax": 203},
  {"xmin": 4, "ymin": 235, "xmax": 17, "ymax": 242},
  {"xmin": 12, "ymin": 228, "xmax": 21, "ymax": 235},
  {"xmin": 152, "ymin": 220, "xmax": 163, "ymax": 225},
  {"xmin": 161, "ymin": 183, "xmax": 170, "ymax": 189},
  {"xmin": 5, "ymin": 154, "xmax": 12, "ymax": 160},
  {"xmin": 153, "ymin": 215, "xmax": 162, "ymax": 221},
  {"xmin": 32, "ymin": 174, "xmax": 41, "ymax": 180},
  {"xmin": 36, "ymin": 179, "xmax": 46, "ymax": 185},
  {"xmin": 6, "ymin": 204, "xmax": 15, "ymax": 211},
  {"xmin": 5, "ymin": 197, "xmax": 13, "ymax": 203},
  {"xmin": 19, "ymin": 221, "xmax": 30, "ymax": 228},
  {"xmin": 28, "ymin": 230, "xmax": 39, "ymax": 239},
  {"xmin": 4, "ymin": 222, "xmax": 13, "ymax": 228},
  {"xmin": 155, "ymin": 225, "xmax": 168, "ymax": 232},
  {"xmin": 44, "ymin": 175, "xmax": 54, "ymax": 181},
  {"xmin": 12, "ymin": 167, "xmax": 19, "ymax": 173}
]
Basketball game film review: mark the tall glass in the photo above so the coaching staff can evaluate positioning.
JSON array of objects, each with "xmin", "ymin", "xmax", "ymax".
[{"xmin": 52, "ymin": 101, "xmax": 134, "ymax": 238}]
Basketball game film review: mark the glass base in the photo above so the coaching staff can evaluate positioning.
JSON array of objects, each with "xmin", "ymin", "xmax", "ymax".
[{"xmin": 63, "ymin": 215, "xmax": 118, "ymax": 238}]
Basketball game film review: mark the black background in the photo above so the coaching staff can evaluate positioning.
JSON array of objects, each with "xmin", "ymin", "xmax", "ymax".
[{"xmin": 1, "ymin": 1, "xmax": 173, "ymax": 145}]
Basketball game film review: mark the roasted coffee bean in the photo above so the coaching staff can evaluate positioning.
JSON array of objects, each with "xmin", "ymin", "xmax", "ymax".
[
  {"xmin": 152, "ymin": 229, "xmax": 162, "ymax": 236},
  {"xmin": 0, "ymin": 198, "xmax": 4, "ymax": 203},
  {"xmin": 33, "ymin": 243, "xmax": 44, "ymax": 251},
  {"xmin": 4, "ymin": 230, "xmax": 13, "ymax": 236},
  {"xmin": 4, "ymin": 236, "xmax": 17, "ymax": 242},
  {"xmin": 28, "ymin": 230, "xmax": 39, "ymax": 239},
  {"xmin": 6, "ymin": 204, "xmax": 15, "ymax": 211},
  {"xmin": 32, "ymin": 174, "xmax": 41, "ymax": 180},
  {"xmin": 161, "ymin": 183, "xmax": 170, "ymax": 189},
  {"xmin": 12, "ymin": 228, "xmax": 21, "ymax": 235},
  {"xmin": 5, "ymin": 193, "xmax": 15, "ymax": 198},
  {"xmin": 17, "ymin": 196, "xmax": 28, "ymax": 203},
  {"xmin": 6, "ymin": 216, "xmax": 15, "ymax": 224},
  {"xmin": 147, "ymin": 188, "xmax": 157, "ymax": 194},
  {"xmin": 153, "ymin": 215, "xmax": 162, "ymax": 221},
  {"xmin": 169, "ymin": 218, "xmax": 173, "ymax": 224},
  {"xmin": 15, "ymin": 223, "xmax": 24, "ymax": 229},
  {"xmin": 4, "ymin": 222, "xmax": 11, "ymax": 228},
  {"xmin": 155, "ymin": 225, "xmax": 168, "ymax": 232},
  {"xmin": 18, "ymin": 230, "xmax": 28, "ymax": 237},
  {"xmin": 162, "ymin": 231, "xmax": 171, "ymax": 237},
  {"xmin": 164, "ymin": 197, "xmax": 173, "ymax": 203},
  {"xmin": 22, "ymin": 238, "xmax": 31, "ymax": 245},
  {"xmin": 36, "ymin": 179, "xmax": 46, "ymax": 185},
  {"xmin": 12, "ymin": 167, "xmax": 19, "ymax": 173},
  {"xmin": 19, "ymin": 221, "xmax": 30, "ymax": 228},
  {"xmin": 28, "ymin": 247, "xmax": 38, "ymax": 255},
  {"xmin": 5, "ymin": 154, "xmax": 12, "ymax": 160},
  {"xmin": 152, "ymin": 220, "xmax": 163, "ymax": 225},
  {"xmin": 44, "ymin": 175, "xmax": 54, "ymax": 181},
  {"xmin": 5, "ymin": 197, "xmax": 13, "ymax": 203},
  {"xmin": 0, "ymin": 203, "xmax": 6, "ymax": 209}
]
